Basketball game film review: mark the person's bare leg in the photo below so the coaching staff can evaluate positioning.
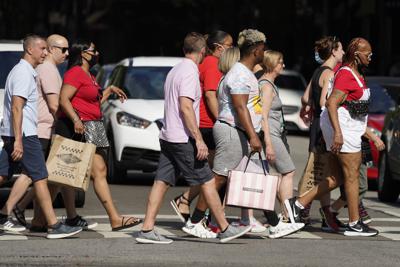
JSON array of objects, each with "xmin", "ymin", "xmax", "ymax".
[
  {"xmin": 31, "ymin": 184, "xmax": 61, "ymax": 227},
  {"xmin": 279, "ymin": 170, "xmax": 295, "ymax": 217},
  {"xmin": 200, "ymin": 178, "xmax": 229, "ymax": 230},
  {"xmin": 142, "ymin": 180, "xmax": 170, "ymax": 231},
  {"xmin": 15, "ymin": 187, "xmax": 34, "ymax": 211},
  {"xmin": 338, "ymin": 152, "xmax": 361, "ymax": 222},
  {"xmin": 60, "ymin": 187, "xmax": 78, "ymax": 219},
  {"xmin": 319, "ymin": 192, "xmax": 331, "ymax": 208},
  {"xmin": 1, "ymin": 174, "xmax": 31, "ymax": 215},
  {"xmin": 33, "ymin": 179, "xmax": 58, "ymax": 226},
  {"xmin": 195, "ymin": 174, "xmax": 226, "ymax": 211},
  {"xmin": 298, "ymin": 155, "xmax": 344, "ymax": 207},
  {"xmin": 331, "ymin": 197, "xmax": 346, "ymax": 212},
  {"xmin": 177, "ymin": 149, "xmax": 216, "ymax": 214},
  {"xmin": 91, "ymin": 154, "xmax": 138, "ymax": 228}
]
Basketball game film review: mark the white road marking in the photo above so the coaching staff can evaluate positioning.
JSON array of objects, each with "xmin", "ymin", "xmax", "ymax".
[
  {"xmin": 93, "ymin": 223, "xmax": 176, "ymax": 239},
  {"xmin": 0, "ymin": 232, "xmax": 29, "ymax": 241},
  {"xmin": 375, "ymin": 227, "xmax": 400, "ymax": 241},
  {"xmin": 283, "ymin": 231, "xmax": 322, "ymax": 239}
]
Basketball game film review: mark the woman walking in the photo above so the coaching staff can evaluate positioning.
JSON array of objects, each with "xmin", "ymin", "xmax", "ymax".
[{"xmin": 58, "ymin": 40, "xmax": 141, "ymax": 231}]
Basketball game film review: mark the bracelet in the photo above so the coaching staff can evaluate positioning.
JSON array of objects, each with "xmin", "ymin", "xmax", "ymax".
[{"xmin": 72, "ymin": 117, "xmax": 80, "ymax": 123}]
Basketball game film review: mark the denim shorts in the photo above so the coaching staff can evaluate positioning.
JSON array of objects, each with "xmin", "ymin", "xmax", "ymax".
[
  {"xmin": 155, "ymin": 138, "xmax": 213, "ymax": 186},
  {"xmin": 0, "ymin": 135, "xmax": 48, "ymax": 182}
]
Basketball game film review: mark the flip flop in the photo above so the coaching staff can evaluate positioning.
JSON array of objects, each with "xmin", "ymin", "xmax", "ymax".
[{"xmin": 111, "ymin": 216, "xmax": 142, "ymax": 231}]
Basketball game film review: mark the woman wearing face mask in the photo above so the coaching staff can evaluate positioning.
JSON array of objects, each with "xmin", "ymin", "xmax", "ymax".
[
  {"xmin": 57, "ymin": 40, "xmax": 142, "ymax": 231},
  {"xmin": 285, "ymin": 38, "xmax": 379, "ymax": 237},
  {"xmin": 298, "ymin": 36, "xmax": 344, "ymax": 231}
]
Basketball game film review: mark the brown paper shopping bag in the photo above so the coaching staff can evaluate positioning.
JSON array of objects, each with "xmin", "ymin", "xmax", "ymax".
[
  {"xmin": 297, "ymin": 151, "xmax": 331, "ymax": 197},
  {"xmin": 46, "ymin": 135, "xmax": 96, "ymax": 191}
]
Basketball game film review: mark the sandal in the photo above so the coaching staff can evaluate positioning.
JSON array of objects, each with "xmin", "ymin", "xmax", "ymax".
[
  {"xmin": 111, "ymin": 216, "xmax": 142, "ymax": 231},
  {"xmin": 13, "ymin": 205, "xmax": 27, "ymax": 226},
  {"xmin": 170, "ymin": 193, "xmax": 191, "ymax": 223}
]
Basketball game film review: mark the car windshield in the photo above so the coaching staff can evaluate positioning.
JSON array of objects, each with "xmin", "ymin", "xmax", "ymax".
[
  {"xmin": 123, "ymin": 66, "xmax": 172, "ymax": 99},
  {"xmin": 368, "ymin": 83, "xmax": 396, "ymax": 114},
  {"xmin": 0, "ymin": 51, "xmax": 23, "ymax": 88},
  {"xmin": 275, "ymin": 74, "xmax": 305, "ymax": 91}
]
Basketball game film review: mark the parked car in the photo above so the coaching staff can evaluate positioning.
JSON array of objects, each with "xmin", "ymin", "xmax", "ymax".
[
  {"xmin": 102, "ymin": 57, "xmax": 182, "ymax": 183},
  {"xmin": 374, "ymin": 78, "xmax": 400, "ymax": 202},
  {"xmin": 0, "ymin": 41, "xmax": 23, "ymax": 149},
  {"xmin": 0, "ymin": 41, "xmax": 84, "ymax": 207},
  {"xmin": 276, "ymin": 70, "xmax": 309, "ymax": 131},
  {"xmin": 96, "ymin": 63, "xmax": 116, "ymax": 89},
  {"xmin": 365, "ymin": 78, "xmax": 398, "ymax": 183}
]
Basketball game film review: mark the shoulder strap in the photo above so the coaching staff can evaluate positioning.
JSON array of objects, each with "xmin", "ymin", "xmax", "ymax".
[
  {"xmin": 258, "ymin": 79, "xmax": 286, "ymax": 127},
  {"xmin": 339, "ymin": 66, "xmax": 364, "ymax": 88},
  {"xmin": 259, "ymin": 79, "xmax": 279, "ymax": 96}
]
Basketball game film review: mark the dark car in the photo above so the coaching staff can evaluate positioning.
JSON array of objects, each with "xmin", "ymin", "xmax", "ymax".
[
  {"xmin": 376, "ymin": 78, "xmax": 400, "ymax": 202},
  {"xmin": 365, "ymin": 78, "xmax": 397, "ymax": 182}
]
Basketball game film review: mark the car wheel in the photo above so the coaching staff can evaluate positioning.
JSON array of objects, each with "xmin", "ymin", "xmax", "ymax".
[
  {"xmin": 378, "ymin": 151, "xmax": 400, "ymax": 202},
  {"xmin": 106, "ymin": 140, "xmax": 127, "ymax": 184}
]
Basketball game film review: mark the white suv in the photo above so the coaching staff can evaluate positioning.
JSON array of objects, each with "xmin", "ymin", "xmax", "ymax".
[
  {"xmin": 102, "ymin": 57, "xmax": 182, "ymax": 183},
  {"xmin": 0, "ymin": 41, "xmax": 24, "ymax": 148}
]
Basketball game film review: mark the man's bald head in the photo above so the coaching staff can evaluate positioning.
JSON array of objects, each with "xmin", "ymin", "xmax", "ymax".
[
  {"xmin": 46, "ymin": 34, "xmax": 69, "ymax": 65},
  {"xmin": 47, "ymin": 34, "xmax": 68, "ymax": 47}
]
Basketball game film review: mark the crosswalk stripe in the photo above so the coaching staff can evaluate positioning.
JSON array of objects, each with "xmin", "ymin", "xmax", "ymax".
[
  {"xmin": 284, "ymin": 231, "xmax": 322, "ymax": 239},
  {"xmin": 0, "ymin": 232, "xmax": 29, "ymax": 241},
  {"xmin": 93, "ymin": 223, "xmax": 176, "ymax": 239},
  {"xmin": 375, "ymin": 227, "xmax": 400, "ymax": 241}
]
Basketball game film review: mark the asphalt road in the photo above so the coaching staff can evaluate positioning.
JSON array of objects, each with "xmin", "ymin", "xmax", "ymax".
[{"xmin": 1, "ymin": 135, "xmax": 400, "ymax": 267}]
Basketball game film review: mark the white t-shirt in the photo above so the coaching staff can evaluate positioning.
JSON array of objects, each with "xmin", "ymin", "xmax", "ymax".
[{"xmin": 217, "ymin": 62, "xmax": 262, "ymax": 132}]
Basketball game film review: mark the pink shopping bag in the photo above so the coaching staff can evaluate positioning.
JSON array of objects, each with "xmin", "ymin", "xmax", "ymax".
[{"xmin": 225, "ymin": 152, "xmax": 279, "ymax": 211}]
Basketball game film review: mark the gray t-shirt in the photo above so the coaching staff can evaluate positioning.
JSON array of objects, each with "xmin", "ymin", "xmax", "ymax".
[{"xmin": 1, "ymin": 59, "xmax": 39, "ymax": 137}]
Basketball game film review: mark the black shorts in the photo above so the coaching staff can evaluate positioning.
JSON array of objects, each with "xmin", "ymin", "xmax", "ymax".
[
  {"xmin": 155, "ymin": 138, "xmax": 213, "ymax": 186},
  {"xmin": 39, "ymin": 138, "xmax": 51, "ymax": 159},
  {"xmin": 200, "ymin": 127, "xmax": 215, "ymax": 150},
  {"xmin": 55, "ymin": 117, "xmax": 108, "ymax": 161},
  {"xmin": 0, "ymin": 136, "xmax": 48, "ymax": 182}
]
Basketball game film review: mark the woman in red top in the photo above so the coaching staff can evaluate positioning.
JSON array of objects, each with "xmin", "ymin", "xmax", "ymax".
[
  {"xmin": 58, "ymin": 40, "xmax": 141, "ymax": 231},
  {"xmin": 285, "ymin": 38, "xmax": 379, "ymax": 237}
]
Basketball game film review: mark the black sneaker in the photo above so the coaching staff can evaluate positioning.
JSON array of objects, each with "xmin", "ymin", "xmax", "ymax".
[
  {"xmin": 65, "ymin": 215, "xmax": 98, "ymax": 230},
  {"xmin": 47, "ymin": 222, "xmax": 82, "ymax": 239},
  {"xmin": 344, "ymin": 220, "xmax": 379, "ymax": 237},
  {"xmin": 284, "ymin": 197, "xmax": 302, "ymax": 223}
]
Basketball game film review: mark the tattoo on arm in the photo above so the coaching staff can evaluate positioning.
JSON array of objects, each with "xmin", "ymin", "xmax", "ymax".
[{"xmin": 329, "ymin": 89, "xmax": 347, "ymax": 105}]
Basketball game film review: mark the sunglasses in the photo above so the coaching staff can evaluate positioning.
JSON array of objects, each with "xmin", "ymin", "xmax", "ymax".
[
  {"xmin": 53, "ymin": 46, "xmax": 69, "ymax": 54},
  {"xmin": 84, "ymin": 48, "xmax": 98, "ymax": 54}
]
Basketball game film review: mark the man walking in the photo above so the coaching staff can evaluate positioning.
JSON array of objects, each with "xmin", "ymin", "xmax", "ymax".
[
  {"xmin": 0, "ymin": 34, "xmax": 82, "ymax": 239},
  {"xmin": 136, "ymin": 32, "xmax": 251, "ymax": 244}
]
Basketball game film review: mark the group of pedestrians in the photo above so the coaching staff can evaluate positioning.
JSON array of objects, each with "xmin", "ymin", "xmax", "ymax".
[
  {"xmin": 0, "ymin": 29, "xmax": 382, "ymax": 243},
  {"xmin": 0, "ymin": 34, "xmax": 141, "ymax": 239}
]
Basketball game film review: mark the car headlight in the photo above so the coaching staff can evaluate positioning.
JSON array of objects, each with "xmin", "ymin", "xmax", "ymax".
[
  {"xmin": 369, "ymin": 127, "xmax": 382, "ymax": 138},
  {"xmin": 116, "ymin": 112, "xmax": 151, "ymax": 129}
]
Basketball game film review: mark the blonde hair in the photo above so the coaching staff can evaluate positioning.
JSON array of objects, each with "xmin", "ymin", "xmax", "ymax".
[
  {"xmin": 218, "ymin": 47, "xmax": 240, "ymax": 74},
  {"xmin": 237, "ymin": 29, "xmax": 266, "ymax": 48},
  {"xmin": 261, "ymin": 50, "xmax": 283, "ymax": 73}
]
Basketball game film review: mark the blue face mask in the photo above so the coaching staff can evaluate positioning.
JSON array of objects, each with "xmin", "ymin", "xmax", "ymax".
[{"xmin": 314, "ymin": 51, "xmax": 324, "ymax": 64}]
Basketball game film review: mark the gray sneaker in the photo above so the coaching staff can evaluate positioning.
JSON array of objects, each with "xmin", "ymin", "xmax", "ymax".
[
  {"xmin": 218, "ymin": 225, "xmax": 252, "ymax": 243},
  {"xmin": 46, "ymin": 222, "xmax": 82, "ymax": 239},
  {"xmin": 136, "ymin": 229, "xmax": 173, "ymax": 244}
]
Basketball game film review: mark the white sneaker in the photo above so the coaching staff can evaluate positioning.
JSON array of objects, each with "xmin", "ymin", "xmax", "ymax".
[
  {"xmin": 268, "ymin": 220, "xmax": 304, "ymax": 239},
  {"xmin": 182, "ymin": 218, "xmax": 217, "ymax": 239},
  {"xmin": 237, "ymin": 216, "xmax": 267, "ymax": 233},
  {"xmin": 0, "ymin": 216, "xmax": 26, "ymax": 232}
]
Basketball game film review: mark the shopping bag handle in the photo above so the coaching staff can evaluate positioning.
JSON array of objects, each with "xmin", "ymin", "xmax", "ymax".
[{"xmin": 244, "ymin": 151, "xmax": 267, "ymax": 175}]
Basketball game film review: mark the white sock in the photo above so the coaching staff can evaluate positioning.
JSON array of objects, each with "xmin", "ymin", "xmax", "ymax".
[
  {"xmin": 295, "ymin": 200, "xmax": 304, "ymax": 209},
  {"xmin": 349, "ymin": 220, "xmax": 358, "ymax": 227}
]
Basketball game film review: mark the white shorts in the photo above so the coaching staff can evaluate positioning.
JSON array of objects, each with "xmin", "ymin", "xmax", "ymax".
[{"xmin": 320, "ymin": 107, "xmax": 367, "ymax": 153}]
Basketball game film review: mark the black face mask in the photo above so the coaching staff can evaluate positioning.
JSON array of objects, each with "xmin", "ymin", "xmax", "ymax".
[{"xmin": 84, "ymin": 54, "xmax": 98, "ymax": 68}]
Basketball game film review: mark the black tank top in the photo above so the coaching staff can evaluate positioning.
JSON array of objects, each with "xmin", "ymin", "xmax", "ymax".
[{"xmin": 311, "ymin": 66, "xmax": 331, "ymax": 118}]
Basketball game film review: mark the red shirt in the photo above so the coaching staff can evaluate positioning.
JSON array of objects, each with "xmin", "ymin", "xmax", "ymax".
[
  {"xmin": 334, "ymin": 66, "xmax": 367, "ymax": 101},
  {"xmin": 63, "ymin": 66, "xmax": 102, "ymax": 121},
  {"xmin": 199, "ymin": 56, "xmax": 222, "ymax": 128}
]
